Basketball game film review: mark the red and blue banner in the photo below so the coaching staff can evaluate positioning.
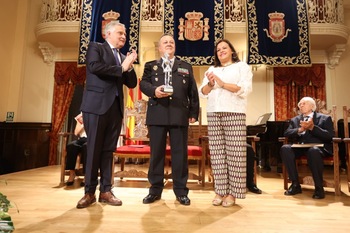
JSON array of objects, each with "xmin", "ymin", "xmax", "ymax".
[
  {"xmin": 246, "ymin": 0, "xmax": 311, "ymax": 66},
  {"xmin": 78, "ymin": 0, "xmax": 141, "ymax": 65},
  {"xmin": 163, "ymin": 0, "xmax": 224, "ymax": 66}
]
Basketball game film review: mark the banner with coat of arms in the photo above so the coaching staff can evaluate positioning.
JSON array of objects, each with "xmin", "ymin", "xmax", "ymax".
[
  {"xmin": 78, "ymin": 0, "xmax": 141, "ymax": 65},
  {"xmin": 164, "ymin": 0, "xmax": 224, "ymax": 66},
  {"xmin": 246, "ymin": 0, "xmax": 311, "ymax": 66}
]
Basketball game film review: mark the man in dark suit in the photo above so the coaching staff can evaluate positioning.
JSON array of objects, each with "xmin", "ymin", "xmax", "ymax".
[
  {"xmin": 76, "ymin": 21, "xmax": 138, "ymax": 208},
  {"xmin": 140, "ymin": 34, "xmax": 199, "ymax": 206},
  {"xmin": 280, "ymin": 97, "xmax": 334, "ymax": 199}
]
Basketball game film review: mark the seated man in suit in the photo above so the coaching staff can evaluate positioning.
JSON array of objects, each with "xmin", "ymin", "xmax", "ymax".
[
  {"xmin": 246, "ymin": 144, "xmax": 262, "ymax": 194},
  {"xmin": 280, "ymin": 97, "xmax": 334, "ymax": 199}
]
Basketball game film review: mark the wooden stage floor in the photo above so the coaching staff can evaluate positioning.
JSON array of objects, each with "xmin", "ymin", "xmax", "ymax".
[{"xmin": 1, "ymin": 164, "xmax": 350, "ymax": 233}]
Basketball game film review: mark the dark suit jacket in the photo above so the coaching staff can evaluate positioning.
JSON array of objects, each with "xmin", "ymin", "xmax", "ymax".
[
  {"xmin": 140, "ymin": 58, "xmax": 199, "ymax": 126},
  {"xmin": 81, "ymin": 41, "xmax": 137, "ymax": 115},
  {"xmin": 284, "ymin": 112, "xmax": 335, "ymax": 155}
]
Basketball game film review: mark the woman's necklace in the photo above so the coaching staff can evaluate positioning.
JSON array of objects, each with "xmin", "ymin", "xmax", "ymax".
[
  {"xmin": 222, "ymin": 62, "xmax": 233, "ymax": 67},
  {"xmin": 221, "ymin": 62, "xmax": 233, "ymax": 71}
]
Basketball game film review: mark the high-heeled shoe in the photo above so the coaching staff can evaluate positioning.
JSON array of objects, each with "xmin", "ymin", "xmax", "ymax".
[
  {"xmin": 212, "ymin": 195, "xmax": 223, "ymax": 206},
  {"xmin": 66, "ymin": 181, "xmax": 74, "ymax": 186},
  {"xmin": 66, "ymin": 173, "xmax": 76, "ymax": 186},
  {"xmin": 222, "ymin": 195, "xmax": 236, "ymax": 207}
]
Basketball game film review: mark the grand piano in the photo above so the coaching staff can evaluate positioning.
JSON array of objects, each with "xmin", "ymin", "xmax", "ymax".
[{"xmin": 247, "ymin": 120, "xmax": 290, "ymax": 172}]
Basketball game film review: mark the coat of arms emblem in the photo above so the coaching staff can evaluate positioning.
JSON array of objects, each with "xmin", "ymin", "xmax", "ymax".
[
  {"xmin": 178, "ymin": 11, "xmax": 210, "ymax": 41},
  {"xmin": 263, "ymin": 12, "xmax": 291, "ymax": 43}
]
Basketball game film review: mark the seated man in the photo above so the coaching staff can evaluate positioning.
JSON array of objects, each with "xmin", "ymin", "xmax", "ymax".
[
  {"xmin": 65, "ymin": 113, "xmax": 87, "ymax": 186},
  {"xmin": 280, "ymin": 97, "xmax": 334, "ymax": 199},
  {"xmin": 247, "ymin": 144, "xmax": 262, "ymax": 194}
]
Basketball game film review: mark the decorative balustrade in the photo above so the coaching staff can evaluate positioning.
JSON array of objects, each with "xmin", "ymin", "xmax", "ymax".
[
  {"xmin": 39, "ymin": 0, "xmax": 345, "ymax": 25},
  {"xmin": 308, "ymin": 0, "xmax": 344, "ymax": 24},
  {"xmin": 141, "ymin": 0, "xmax": 163, "ymax": 21},
  {"xmin": 40, "ymin": 0, "xmax": 82, "ymax": 22}
]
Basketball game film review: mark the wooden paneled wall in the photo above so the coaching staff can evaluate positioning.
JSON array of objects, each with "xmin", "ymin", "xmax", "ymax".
[{"xmin": 0, "ymin": 122, "xmax": 51, "ymax": 174}]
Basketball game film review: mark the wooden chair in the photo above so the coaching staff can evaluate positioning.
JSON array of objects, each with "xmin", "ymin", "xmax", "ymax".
[
  {"xmin": 113, "ymin": 99, "xmax": 152, "ymax": 179},
  {"xmin": 341, "ymin": 106, "xmax": 350, "ymax": 192},
  {"xmin": 59, "ymin": 132, "xmax": 84, "ymax": 186},
  {"xmin": 281, "ymin": 103, "xmax": 342, "ymax": 196},
  {"xmin": 114, "ymin": 102, "xmax": 207, "ymax": 187}
]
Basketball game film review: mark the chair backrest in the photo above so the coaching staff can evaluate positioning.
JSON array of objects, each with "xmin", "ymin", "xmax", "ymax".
[
  {"xmin": 315, "ymin": 99, "xmax": 337, "ymax": 136},
  {"xmin": 123, "ymin": 99, "xmax": 149, "ymax": 144},
  {"xmin": 343, "ymin": 106, "xmax": 350, "ymax": 138}
]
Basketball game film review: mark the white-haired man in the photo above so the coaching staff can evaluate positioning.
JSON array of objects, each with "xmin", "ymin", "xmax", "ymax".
[
  {"xmin": 77, "ymin": 21, "xmax": 137, "ymax": 208},
  {"xmin": 280, "ymin": 97, "xmax": 334, "ymax": 199}
]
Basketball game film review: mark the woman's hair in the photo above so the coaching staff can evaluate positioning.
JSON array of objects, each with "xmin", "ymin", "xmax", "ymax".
[
  {"xmin": 298, "ymin": 97, "xmax": 317, "ymax": 111},
  {"xmin": 213, "ymin": 39, "xmax": 240, "ymax": 67}
]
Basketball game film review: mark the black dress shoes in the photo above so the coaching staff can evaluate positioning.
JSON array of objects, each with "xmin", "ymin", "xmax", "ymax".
[
  {"xmin": 176, "ymin": 195, "xmax": 191, "ymax": 206},
  {"xmin": 248, "ymin": 184, "xmax": 262, "ymax": 194},
  {"xmin": 284, "ymin": 183, "xmax": 302, "ymax": 196},
  {"xmin": 312, "ymin": 187, "xmax": 325, "ymax": 199},
  {"xmin": 143, "ymin": 194, "xmax": 161, "ymax": 204}
]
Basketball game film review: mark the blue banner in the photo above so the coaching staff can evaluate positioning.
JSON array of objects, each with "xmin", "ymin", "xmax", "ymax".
[
  {"xmin": 164, "ymin": 0, "xmax": 224, "ymax": 66},
  {"xmin": 78, "ymin": 0, "xmax": 140, "ymax": 65},
  {"xmin": 247, "ymin": 0, "xmax": 311, "ymax": 66}
]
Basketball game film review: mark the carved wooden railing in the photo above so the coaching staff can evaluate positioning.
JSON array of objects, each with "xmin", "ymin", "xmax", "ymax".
[
  {"xmin": 39, "ymin": 0, "xmax": 346, "ymax": 25},
  {"xmin": 39, "ymin": 0, "xmax": 82, "ymax": 22}
]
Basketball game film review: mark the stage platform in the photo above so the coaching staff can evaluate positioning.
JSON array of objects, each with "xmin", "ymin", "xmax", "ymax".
[{"xmin": 1, "ymin": 164, "xmax": 349, "ymax": 233}]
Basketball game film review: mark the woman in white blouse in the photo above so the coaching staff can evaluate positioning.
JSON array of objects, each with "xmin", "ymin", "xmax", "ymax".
[{"xmin": 199, "ymin": 39, "xmax": 253, "ymax": 207}]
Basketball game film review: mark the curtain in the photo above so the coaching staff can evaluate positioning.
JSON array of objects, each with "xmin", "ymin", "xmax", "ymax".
[
  {"xmin": 48, "ymin": 62, "xmax": 86, "ymax": 165},
  {"xmin": 274, "ymin": 64, "xmax": 326, "ymax": 120}
]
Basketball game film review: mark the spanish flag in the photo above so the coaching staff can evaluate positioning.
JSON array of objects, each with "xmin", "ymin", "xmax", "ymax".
[
  {"xmin": 137, "ymin": 78, "xmax": 142, "ymax": 100},
  {"xmin": 125, "ymin": 88, "xmax": 135, "ymax": 145}
]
